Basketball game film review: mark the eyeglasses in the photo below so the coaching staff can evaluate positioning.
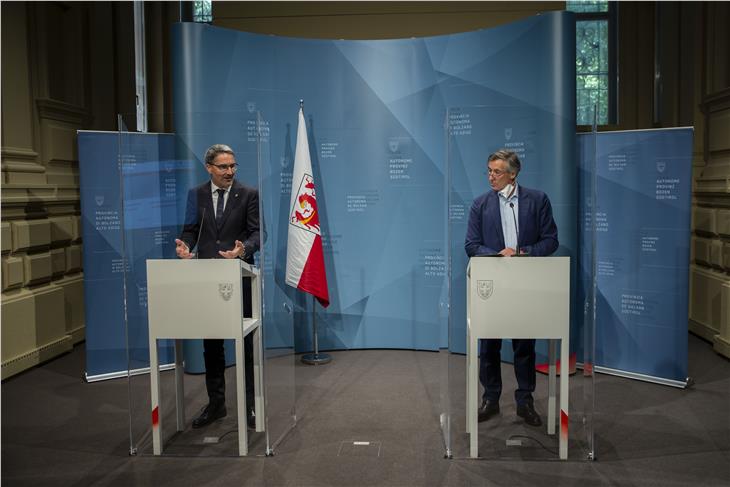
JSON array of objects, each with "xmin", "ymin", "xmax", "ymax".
[
  {"xmin": 210, "ymin": 163, "xmax": 238, "ymax": 171},
  {"xmin": 487, "ymin": 168, "xmax": 507, "ymax": 176}
]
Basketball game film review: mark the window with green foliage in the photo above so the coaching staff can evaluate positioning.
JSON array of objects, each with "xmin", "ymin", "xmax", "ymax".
[
  {"xmin": 193, "ymin": 0, "xmax": 212, "ymax": 23},
  {"xmin": 567, "ymin": 1, "xmax": 616, "ymax": 126}
]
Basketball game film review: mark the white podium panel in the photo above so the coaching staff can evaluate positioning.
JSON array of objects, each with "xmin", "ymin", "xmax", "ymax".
[
  {"xmin": 466, "ymin": 256, "xmax": 570, "ymax": 459},
  {"xmin": 147, "ymin": 259, "xmax": 260, "ymax": 339},
  {"xmin": 146, "ymin": 259, "xmax": 264, "ymax": 456}
]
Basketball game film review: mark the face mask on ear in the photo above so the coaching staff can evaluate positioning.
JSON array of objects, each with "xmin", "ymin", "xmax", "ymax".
[{"xmin": 499, "ymin": 182, "xmax": 516, "ymax": 198}]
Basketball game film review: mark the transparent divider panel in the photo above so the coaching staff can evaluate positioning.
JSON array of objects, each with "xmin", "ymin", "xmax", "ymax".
[
  {"xmin": 582, "ymin": 110, "xmax": 599, "ymax": 460},
  {"xmin": 440, "ymin": 109, "xmax": 454, "ymax": 458},
  {"xmin": 119, "ymin": 113, "xmax": 215, "ymax": 455},
  {"xmin": 255, "ymin": 109, "xmax": 296, "ymax": 454},
  {"xmin": 254, "ymin": 98, "xmax": 447, "ymax": 455},
  {"xmin": 119, "ymin": 114, "xmax": 163, "ymax": 455},
  {"xmin": 445, "ymin": 105, "xmax": 594, "ymax": 460},
  {"xmin": 120, "ymin": 111, "xmax": 289, "ymax": 456},
  {"xmin": 118, "ymin": 115, "xmax": 140, "ymax": 455}
]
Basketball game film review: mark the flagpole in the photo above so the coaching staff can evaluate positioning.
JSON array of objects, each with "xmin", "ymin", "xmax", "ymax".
[
  {"xmin": 294, "ymin": 99, "xmax": 331, "ymax": 365},
  {"xmin": 301, "ymin": 295, "xmax": 332, "ymax": 365}
]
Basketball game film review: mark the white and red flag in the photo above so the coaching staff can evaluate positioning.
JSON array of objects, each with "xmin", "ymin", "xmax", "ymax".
[{"xmin": 285, "ymin": 106, "xmax": 330, "ymax": 307}]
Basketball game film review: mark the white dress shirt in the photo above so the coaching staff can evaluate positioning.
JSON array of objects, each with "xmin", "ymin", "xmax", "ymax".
[{"xmin": 498, "ymin": 183, "xmax": 519, "ymax": 250}]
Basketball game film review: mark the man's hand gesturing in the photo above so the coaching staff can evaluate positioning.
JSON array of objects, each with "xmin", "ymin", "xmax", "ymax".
[{"xmin": 175, "ymin": 239, "xmax": 194, "ymax": 259}]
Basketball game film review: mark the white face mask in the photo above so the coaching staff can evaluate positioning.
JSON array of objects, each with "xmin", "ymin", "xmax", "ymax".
[{"xmin": 499, "ymin": 182, "xmax": 516, "ymax": 199}]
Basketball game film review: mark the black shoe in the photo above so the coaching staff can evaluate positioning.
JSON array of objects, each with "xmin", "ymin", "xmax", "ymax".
[
  {"xmin": 516, "ymin": 403, "xmax": 542, "ymax": 427},
  {"xmin": 247, "ymin": 408, "xmax": 256, "ymax": 430},
  {"xmin": 478, "ymin": 400, "xmax": 500, "ymax": 422},
  {"xmin": 192, "ymin": 402, "xmax": 227, "ymax": 429}
]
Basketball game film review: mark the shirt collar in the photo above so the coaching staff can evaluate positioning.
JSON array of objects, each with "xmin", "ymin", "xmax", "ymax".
[{"xmin": 211, "ymin": 181, "xmax": 231, "ymax": 194}]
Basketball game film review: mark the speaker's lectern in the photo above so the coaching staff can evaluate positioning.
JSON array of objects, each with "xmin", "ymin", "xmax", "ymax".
[
  {"xmin": 146, "ymin": 259, "xmax": 264, "ymax": 456},
  {"xmin": 466, "ymin": 256, "xmax": 570, "ymax": 459}
]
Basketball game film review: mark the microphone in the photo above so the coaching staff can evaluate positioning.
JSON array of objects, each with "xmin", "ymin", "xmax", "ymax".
[
  {"xmin": 509, "ymin": 202, "xmax": 520, "ymax": 256},
  {"xmin": 194, "ymin": 206, "xmax": 206, "ymax": 259}
]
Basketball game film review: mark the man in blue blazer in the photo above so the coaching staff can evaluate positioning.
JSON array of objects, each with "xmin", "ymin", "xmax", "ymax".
[
  {"xmin": 464, "ymin": 149, "xmax": 558, "ymax": 427},
  {"xmin": 175, "ymin": 144, "xmax": 261, "ymax": 429}
]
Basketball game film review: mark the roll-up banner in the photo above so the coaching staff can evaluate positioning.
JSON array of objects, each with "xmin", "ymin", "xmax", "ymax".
[
  {"xmin": 78, "ymin": 131, "xmax": 180, "ymax": 380},
  {"xmin": 578, "ymin": 128, "xmax": 693, "ymax": 386}
]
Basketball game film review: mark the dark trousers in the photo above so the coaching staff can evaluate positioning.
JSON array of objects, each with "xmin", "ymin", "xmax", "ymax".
[
  {"xmin": 479, "ymin": 338, "xmax": 536, "ymax": 406},
  {"xmin": 202, "ymin": 277, "xmax": 254, "ymax": 411}
]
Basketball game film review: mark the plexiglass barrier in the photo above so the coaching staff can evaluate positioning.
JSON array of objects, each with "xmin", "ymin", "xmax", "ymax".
[
  {"xmin": 251, "ymin": 99, "xmax": 449, "ymax": 468},
  {"xmin": 254, "ymin": 109, "xmax": 297, "ymax": 453},
  {"xmin": 442, "ymin": 105, "xmax": 596, "ymax": 460},
  {"xmin": 580, "ymin": 109, "xmax": 598, "ymax": 460},
  {"xmin": 117, "ymin": 112, "xmax": 295, "ymax": 456}
]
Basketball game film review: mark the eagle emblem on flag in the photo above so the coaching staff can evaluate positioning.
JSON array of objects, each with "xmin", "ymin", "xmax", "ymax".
[{"xmin": 290, "ymin": 174, "xmax": 320, "ymax": 234}]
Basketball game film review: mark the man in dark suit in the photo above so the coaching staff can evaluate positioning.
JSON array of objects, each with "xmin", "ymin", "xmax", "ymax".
[
  {"xmin": 464, "ymin": 149, "xmax": 558, "ymax": 427},
  {"xmin": 174, "ymin": 144, "xmax": 260, "ymax": 429}
]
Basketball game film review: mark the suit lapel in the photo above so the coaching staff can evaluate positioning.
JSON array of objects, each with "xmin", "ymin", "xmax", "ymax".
[
  {"xmin": 200, "ymin": 184, "xmax": 216, "ymax": 232},
  {"xmin": 518, "ymin": 189, "xmax": 528, "ymax": 247}
]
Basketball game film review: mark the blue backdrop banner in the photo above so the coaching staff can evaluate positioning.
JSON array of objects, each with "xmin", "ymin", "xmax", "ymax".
[
  {"xmin": 79, "ymin": 131, "xmax": 178, "ymax": 379},
  {"xmin": 170, "ymin": 12, "xmax": 577, "ymax": 353},
  {"xmin": 578, "ymin": 128, "xmax": 693, "ymax": 384}
]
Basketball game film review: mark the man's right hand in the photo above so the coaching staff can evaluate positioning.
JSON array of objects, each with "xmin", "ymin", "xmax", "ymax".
[
  {"xmin": 499, "ymin": 247, "xmax": 516, "ymax": 257},
  {"xmin": 175, "ymin": 239, "xmax": 194, "ymax": 259}
]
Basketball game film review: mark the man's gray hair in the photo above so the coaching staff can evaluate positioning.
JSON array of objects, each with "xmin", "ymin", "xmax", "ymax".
[
  {"xmin": 488, "ymin": 149, "xmax": 521, "ymax": 176},
  {"xmin": 204, "ymin": 144, "xmax": 235, "ymax": 165}
]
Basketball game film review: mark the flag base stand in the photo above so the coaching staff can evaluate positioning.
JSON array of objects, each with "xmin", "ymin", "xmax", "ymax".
[
  {"xmin": 301, "ymin": 295, "xmax": 332, "ymax": 366},
  {"xmin": 301, "ymin": 352, "xmax": 332, "ymax": 365}
]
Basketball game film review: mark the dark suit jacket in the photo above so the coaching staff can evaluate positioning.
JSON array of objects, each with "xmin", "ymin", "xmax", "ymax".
[
  {"xmin": 464, "ymin": 185, "xmax": 558, "ymax": 257},
  {"xmin": 179, "ymin": 179, "xmax": 260, "ymax": 263}
]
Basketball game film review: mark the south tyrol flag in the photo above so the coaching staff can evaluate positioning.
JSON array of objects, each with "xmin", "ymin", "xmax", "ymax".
[{"xmin": 285, "ymin": 107, "xmax": 330, "ymax": 307}]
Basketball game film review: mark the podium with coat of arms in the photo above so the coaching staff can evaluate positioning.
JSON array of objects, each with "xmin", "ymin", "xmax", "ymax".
[
  {"xmin": 146, "ymin": 259, "xmax": 264, "ymax": 456},
  {"xmin": 466, "ymin": 256, "xmax": 571, "ymax": 459}
]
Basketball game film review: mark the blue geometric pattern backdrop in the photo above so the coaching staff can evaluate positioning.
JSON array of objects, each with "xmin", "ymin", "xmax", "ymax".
[
  {"xmin": 170, "ymin": 12, "xmax": 577, "ymax": 353},
  {"xmin": 81, "ymin": 15, "xmax": 690, "ymax": 382}
]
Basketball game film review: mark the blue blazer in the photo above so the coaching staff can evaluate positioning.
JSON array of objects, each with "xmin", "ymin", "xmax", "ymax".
[{"xmin": 464, "ymin": 185, "xmax": 558, "ymax": 257}]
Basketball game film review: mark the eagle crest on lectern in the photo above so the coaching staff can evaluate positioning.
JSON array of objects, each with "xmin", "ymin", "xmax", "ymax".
[
  {"xmin": 477, "ymin": 280, "xmax": 493, "ymax": 300},
  {"xmin": 219, "ymin": 283, "xmax": 233, "ymax": 301}
]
